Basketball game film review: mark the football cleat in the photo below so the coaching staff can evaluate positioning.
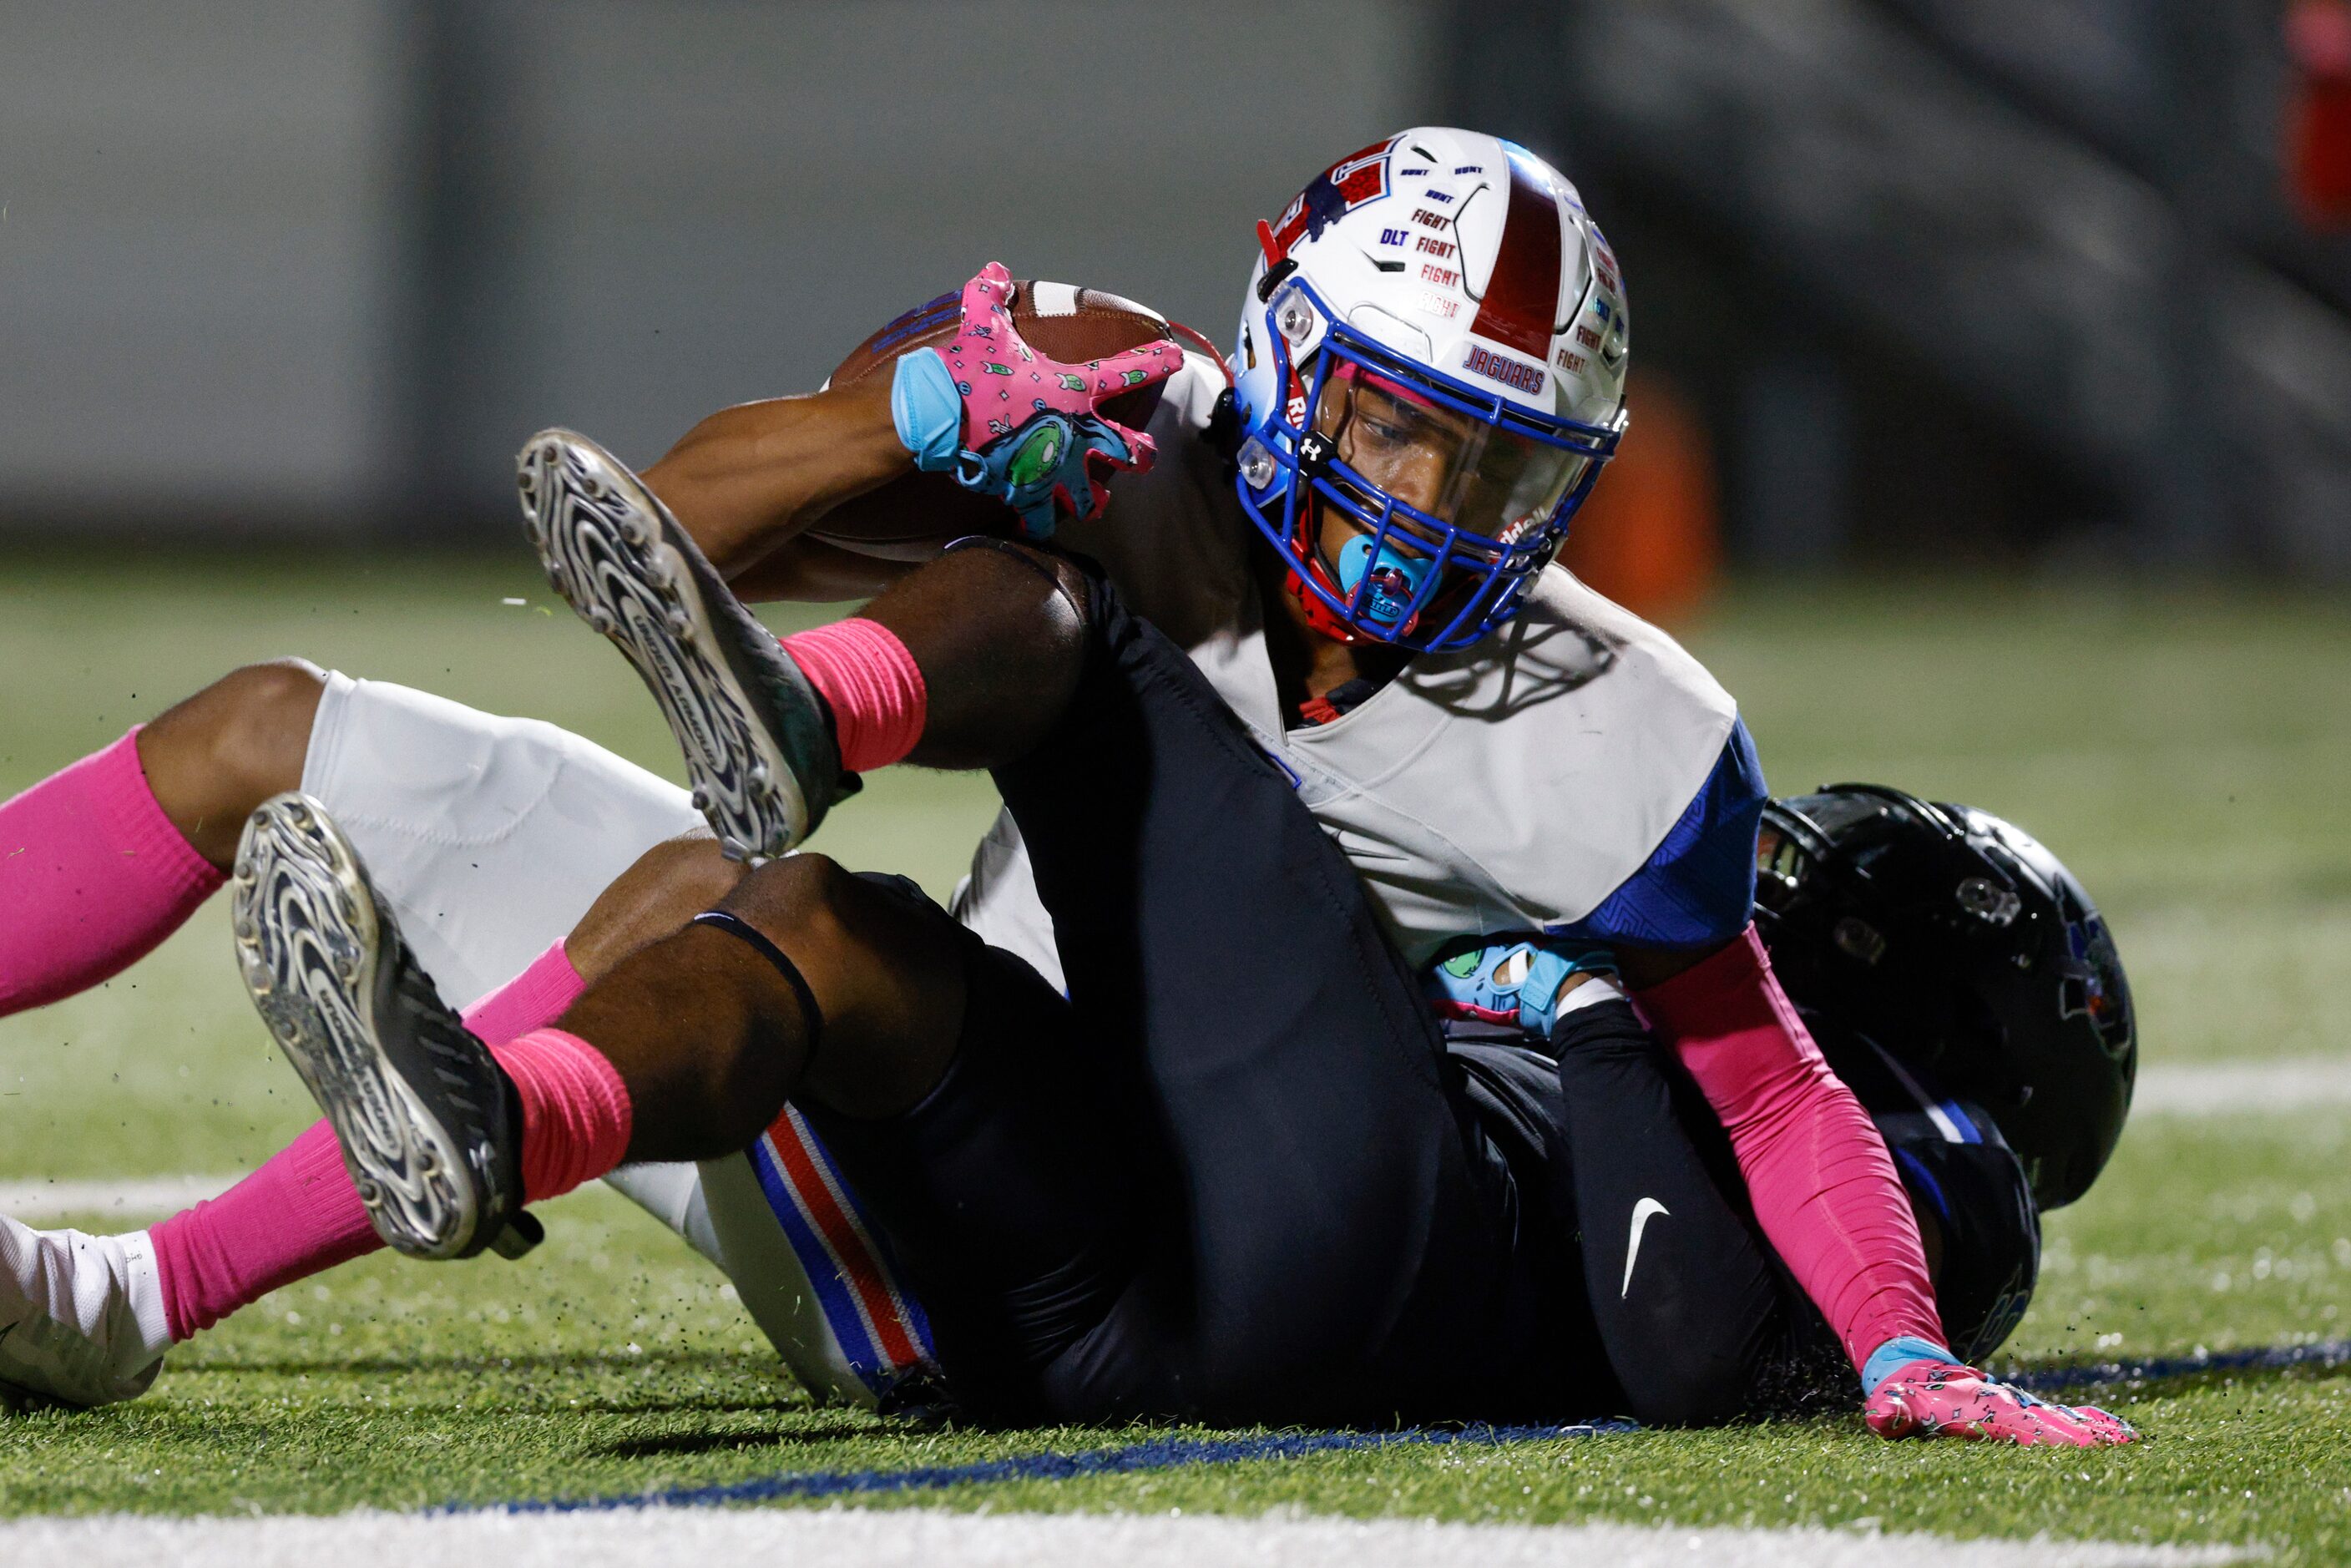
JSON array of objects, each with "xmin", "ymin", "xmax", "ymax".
[
  {"xmin": 518, "ymin": 428, "xmax": 852, "ymax": 863},
  {"xmin": 0, "ymin": 1216, "xmax": 169, "ymax": 1412},
  {"xmin": 230, "ymin": 793, "xmax": 533, "ymax": 1262}
]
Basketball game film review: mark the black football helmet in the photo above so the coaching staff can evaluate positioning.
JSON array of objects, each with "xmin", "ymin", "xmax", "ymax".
[{"xmin": 1754, "ymin": 784, "xmax": 2135, "ymax": 1211}]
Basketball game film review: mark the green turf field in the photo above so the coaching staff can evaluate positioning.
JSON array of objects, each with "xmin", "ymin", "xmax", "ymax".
[{"xmin": 3, "ymin": 558, "xmax": 2348, "ymax": 1557}]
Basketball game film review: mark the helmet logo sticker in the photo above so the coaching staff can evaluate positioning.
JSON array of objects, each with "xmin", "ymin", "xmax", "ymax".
[{"xmin": 1270, "ymin": 139, "xmax": 1396, "ymax": 255}]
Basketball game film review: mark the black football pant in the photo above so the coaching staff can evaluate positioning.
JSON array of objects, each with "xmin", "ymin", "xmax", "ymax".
[{"xmin": 1541, "ymin": 1004, "xmax": 1843, "ymax": 1424}]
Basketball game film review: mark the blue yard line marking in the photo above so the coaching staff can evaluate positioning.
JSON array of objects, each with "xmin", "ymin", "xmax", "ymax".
[
  {"xmin": 2008, "ymin": 1338, "xmax": 2351, "ymax": 1393},
  {"xmin": 477, "ymin": 1421, "xmax": 1635, "ymax": 1515},
  {"xmin": 456, "ymin": 1338, "xmax": 2351, "ymax": 1516}
]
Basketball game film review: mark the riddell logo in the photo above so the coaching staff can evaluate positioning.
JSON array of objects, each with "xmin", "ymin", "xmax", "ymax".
[{"xmin": 1462, "ymin": 344, "xmax": 1545, "ymax": 396}]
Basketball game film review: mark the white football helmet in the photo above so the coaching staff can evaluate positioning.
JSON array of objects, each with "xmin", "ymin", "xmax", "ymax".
[{"xmin": 1230, "ymin": 129, "xmax": 1629, "ymax": 651}]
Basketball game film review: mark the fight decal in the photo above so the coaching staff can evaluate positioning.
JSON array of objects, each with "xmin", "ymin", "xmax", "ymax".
[
  {"xmin": 748, "ymin": 1104, "xmax": 936, "ymax": 1395},
  {"xmin": 1466, "ymin": 147, "xmax": 1565, "ymax": 361}
]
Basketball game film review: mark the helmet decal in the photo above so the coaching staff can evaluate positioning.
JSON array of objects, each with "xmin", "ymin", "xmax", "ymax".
[
  {"xmin": 1462, "ymin": 148, "xmax": 1566, "ymax": 360},
  {"xmin": 1270, "ymin": 139, "xmax": 1398, "ymax": 257}
]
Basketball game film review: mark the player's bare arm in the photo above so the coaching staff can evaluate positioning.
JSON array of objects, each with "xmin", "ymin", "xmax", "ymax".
[{"xmin": 640, "ymin": 371, "xmax": 910, "ymax": 587}]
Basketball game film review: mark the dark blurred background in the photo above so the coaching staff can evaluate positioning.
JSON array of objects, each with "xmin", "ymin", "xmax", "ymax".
[{"xmin": 3, "ymin": 0, "xmax": 2346, "ymax": 600}]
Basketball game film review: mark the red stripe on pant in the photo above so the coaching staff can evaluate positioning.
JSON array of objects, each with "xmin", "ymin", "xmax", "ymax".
[{"xmin": 765, "ymin": 1107, "xmax": 925, "ymax": 1368}]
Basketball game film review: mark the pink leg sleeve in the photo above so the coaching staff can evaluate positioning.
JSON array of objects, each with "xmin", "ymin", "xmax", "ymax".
[
  {"xmin": 1632, "ymin": 924, "xmax": 1945, "ymax": 1373},
  {"xmin": 460, "ymin": 938, "xmax": 587, "ymax": 1047},
  {"xmin": 0, "ymin": 729, "xmax": 224, "ymax": 1014},
  {"xmin": 148, "ymin": 941, "xmax": 590, "ymax": 1341}
]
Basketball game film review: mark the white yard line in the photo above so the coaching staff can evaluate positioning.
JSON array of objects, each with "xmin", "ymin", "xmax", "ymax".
[
  {"xmin": 0, "ymin": 1507, "xmax": 2257, "ymax": 1568},
  {"xmin": 0, "ymin": 1174, "xmax": 235, "ymax": 1222},
  {"xmin": 2131, "ymin": 1058, "xmax": 2351, "ymax": 1115}
]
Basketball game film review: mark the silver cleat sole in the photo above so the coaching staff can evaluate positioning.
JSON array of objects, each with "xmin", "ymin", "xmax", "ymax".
[
  {"xmin": 230, "ymin": 795, "xmax": 481, "ymax": 1260},
  {"xmin": 518, "ymin": 430, "xmax": 809, "ymax": 862}
]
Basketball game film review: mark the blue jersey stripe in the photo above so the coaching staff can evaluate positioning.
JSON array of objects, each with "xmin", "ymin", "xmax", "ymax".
[{"xmin": 1548, "ymin": 718, "xmax": 1767, "ymax": 951}]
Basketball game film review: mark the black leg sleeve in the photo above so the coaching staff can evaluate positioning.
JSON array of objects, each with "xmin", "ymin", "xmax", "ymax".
[{"xmin": 1549, "ymin": 998, "xmax": 1791, "ymax": 1426}]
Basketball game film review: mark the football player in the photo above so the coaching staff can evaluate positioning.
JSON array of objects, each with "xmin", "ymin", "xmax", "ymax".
[
  {"xmin": 490, "ymin": 126, "xmax": 2125, "ymax": 1439},
  {"xmin": 0, "ymin": 129, "xmax": 2123, "ymax": 1442}
]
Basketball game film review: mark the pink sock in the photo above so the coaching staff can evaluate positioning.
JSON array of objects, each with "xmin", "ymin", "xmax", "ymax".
[
  {"xmin": 149, "ymin": 1121, "xmax": 374, "ymax": 1341},
  {"xmin": 0, "ymin": 728, "xmax": 224, "ymax": 1014},
  {"xmin": 461, "ymin": 938, "xmax": 586, "ymax": 1047},
  {"xmin": 777, "ymin": 616, "xmax": 928, "ymax": 773},
  {"xmin": 493, "ymin": 1029, "xmax": 634, "ymax": 1203},
  {"xmin": 146, "ymin": 941, "xmax": 594, "ymax": 1341}
]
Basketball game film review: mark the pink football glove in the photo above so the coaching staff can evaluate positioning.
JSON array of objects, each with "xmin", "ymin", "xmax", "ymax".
[
  {"xmin": 892, "ymin": 262, "xmax": 1186, "ymax": 537},
  {"xmin": 1863, "ymin": 1359, "xmax": 2138, "ymax": 1447}
]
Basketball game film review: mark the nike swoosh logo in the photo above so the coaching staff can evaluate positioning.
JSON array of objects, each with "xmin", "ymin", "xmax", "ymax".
[{"xmin": 1621, "ymin": 1197, "xmax": 1671, "ymax": 1297}]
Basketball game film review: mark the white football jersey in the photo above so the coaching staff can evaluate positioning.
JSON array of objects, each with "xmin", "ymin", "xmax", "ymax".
[{"xmin": 953, "ymin": 353, "xmax": 1745, "ymax": 989}]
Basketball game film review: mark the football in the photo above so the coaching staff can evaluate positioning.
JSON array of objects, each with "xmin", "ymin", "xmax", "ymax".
[{"xmin": 806, "ymin": 280, "xmax": 1180, "ymax": 559}]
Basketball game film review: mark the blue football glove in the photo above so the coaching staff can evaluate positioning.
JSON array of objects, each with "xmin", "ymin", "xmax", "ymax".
[{"xmin": 1424, "ymin": 935, "xmax": 1620, "ymax": 1040}]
